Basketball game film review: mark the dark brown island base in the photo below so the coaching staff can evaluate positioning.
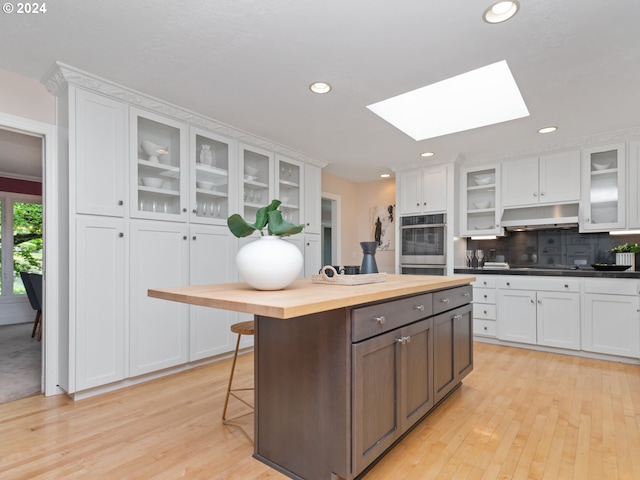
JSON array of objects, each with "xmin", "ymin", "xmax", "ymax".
[{"xmin": 149, "ymin": 274, "xmax": 475, "ymax": 480}]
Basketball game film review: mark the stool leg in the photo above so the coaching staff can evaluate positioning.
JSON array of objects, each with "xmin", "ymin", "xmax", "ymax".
[{"xmin": 222, "ymin": 333, "xmax": 242, "ymax": 422}]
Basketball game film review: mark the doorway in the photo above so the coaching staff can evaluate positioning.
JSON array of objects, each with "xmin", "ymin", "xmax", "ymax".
[{"xmin": 321, "ymin": 192, "xmax": 341, "ymax": 267}]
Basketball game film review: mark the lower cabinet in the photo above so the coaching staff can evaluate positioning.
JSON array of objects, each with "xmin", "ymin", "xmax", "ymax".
[
  {"xmin": 352, "ymin": 318, "xmax": 434, "ymax": 475},
  {"xmin": 434, "ymin": 304, "xmax": 473, "ymax": 402}
]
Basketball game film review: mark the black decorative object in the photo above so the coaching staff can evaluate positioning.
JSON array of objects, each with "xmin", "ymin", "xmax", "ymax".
[{"xmin": 360, "ymin": 241, "xmax": 379, "ymax": 274}]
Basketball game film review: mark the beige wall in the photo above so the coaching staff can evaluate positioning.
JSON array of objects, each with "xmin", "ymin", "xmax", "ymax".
[
  {"xmin": 0, "ymin": 68, "xmax": 55, "ymax": 124},
  {"xmin": 321, "ymin": 172, "xmax": 396, "ymax": 273}
]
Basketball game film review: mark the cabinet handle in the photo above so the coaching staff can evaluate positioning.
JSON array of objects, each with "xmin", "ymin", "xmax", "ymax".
[
  {"xmin": 453, "ymin": 314, "xmax": 462, "ymax": 320},
  {"xmin": 530, "ymin": 299, "xmax": 534, "ymax": 304},
  {"xmin": 416, "ymin": 203, "xmax": 420, "ymax": 207},
  {"xmin": 586, "ymin": 217, "xmax": 590, "ymax": 222},
  {"xmin": 193, "ymin": 208, "xmax": 197, "ymax": 213},
  {"xmin": 118, "ymin": 200, "xmax": 123, "ymax": 206},
  {"xmin": 182, "ymin": 208, "xmax": 187, "ymax": 213},
  {"xmin": 374, "ymin": 316, "xmax": 385, "ymax": 325},
  {"xmin": 118, "ymin": 232, "xmax": 124, "ymax": 237},
  {"xmin": 541, "ymin": 192, "xmax": 545, "ymax": 196},
  {"xmin": 414, "ymin": 304, "xmax": 425, "ymax": 311},
  {"xmin": 533, "ymin": 192, "xmax": 538, "ymax": 197},
  {"xmin": 440, "ymin": 298, "xmax": 450, "ymax": 303},
  {"xmin": 564, "ymin": 284, "xmax": 569, "ymax": 288},
  {"xmin": 538, "ymin": 299, "xmax": 542, "ymax": 304},
  {"xmin": 306, "ymin": 242, "xmax": 310, "ymax": 246},
  {"xmin": 192, "ymin": 236, "xmax": 197, "ymax": 240},
  {"xmin": 395, "ymin": 336, "xmax": 411, "ymax": 345},
  {"xmin": 463, "ymin": 292, "xmax": 470, "ymax": 297},
  {"xmin": 483, "ymin": 326, "xmax": 488, "ymax": 331},
  {"xmin": 306, "ymin": 222, "xmax": 310, "ymax": 226},
  {"xmin": 506, "ymin": 282, "xmax": 510, "ymax": 286},
  {"xmin": 183, "ymin": 236, "xmax": 187, "ymax": 240},
  {"xmin": 483, "ymin": 294, "xmax": 488, "ymax": 299},
  {"xmin": 483, "ymin": 310, "xmax": 487, "ymax": 314}
]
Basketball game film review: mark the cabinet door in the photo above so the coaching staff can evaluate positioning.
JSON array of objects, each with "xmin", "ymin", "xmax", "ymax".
[
  {"xmin": 501, "ymin": 157, "xmax": 539, "ymax": 207},
  {"xmin": 536, "ymin": 291, "xmax": 580, "ymax": 350},
  {"xmin": 401, "ymin": 318, "xmax": 434, "ymax": 429},
  {"xmin": 75, "ymin": 89, "xmax": 127, "ymax": 216},
  {"xmin": 130, "ymin": 108, "xmax": 189, "ymax": 221},
  {"xmin": 454, "ymin": 306, "xmax": 473, "ymax": 380},
  {"xmin": 433, "ymin": 311, "xmax": 455, "ymax": 402},
  {"xmin": 397, "ymin": 171, "xmax": 422, "ymax": 215},
  {"xmin": 240, "ymin": 143, "xmax": 274, "ymax": 222},
  {"xmin": 276, "ymin": 155, "xmax": 303, "ymax": 226},
  {"xmin": 352, "ymin": 329, "xmax": 401, "ymax": 475},
  {"xmin": 628, "ymin": 141, "xmax": 640, "ymax": 229},
  {"xmin": 303, "ymin": 235, "xmax": 321, "ymax": 278},
  {"xmin": 461, "ymin": 165, "xmax": 502, "ymax": 236},
  {"xmin": 189, "ymin": 225, "xmax": 238, "ymax": 360},
  {"xmin": 497, "ymin": 289, "xmax": 537, "ymax": 345},
  {"xmin": 189, "ymin": 127, "xmax": 237, "ymax": 225},
  {"xmin": 423, "ymin": 166, "xmax": 447, "ymax": 213},
  {"xmin": 303, "ymin": 163, "xmax": 322, "ymax": 234},
  {"xmin": 582, "ymin": 293, "xmax": 640, "ymax": 357},
  {"xmin": 539, "ymin": 151, "xmax": 580, "ymax": 204},
  {"xmin": 75, "ymin": 216, "xmax": 126, "ymax": 391},
  {"xmin": 130, "ymin": 221, "xmax": 189, "ymax": 376},
  {"xmin": 580, "ymin": 143, "xmax": 626, "ymax": 232}
]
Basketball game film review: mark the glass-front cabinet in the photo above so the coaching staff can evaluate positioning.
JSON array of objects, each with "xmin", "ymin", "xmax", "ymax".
[
  {"xmin": 240, "ymin": 144, "xmax": 274, "ymax": 223},
  {"xmin": 130, "ymin": 108, "xmax": 188, "ymax": 221},
  {"xmin": 190, "ymin": 128, "xmax": 236, "ymax": 224},
  {"xmin": 580, "ymin": 143, "xmax": 626, "ymax": 232},
  {"xmin": 460, "ymin": 164, "xmax": 503, "ymax": 236},
  {"xmin": 276, "ymin": 155, "xmax": 302, "ymax": 226}
]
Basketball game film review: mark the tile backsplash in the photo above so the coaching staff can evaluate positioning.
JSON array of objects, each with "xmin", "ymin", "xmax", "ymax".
[{"xmin": 466, "ymin": 228, "xmax": 640, "ymax": 268}]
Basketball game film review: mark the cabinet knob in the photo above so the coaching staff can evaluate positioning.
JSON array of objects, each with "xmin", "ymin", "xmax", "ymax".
[
  {"xmin": 306, "ymin": 222, "xmax": 310, "ymax": 226},
  {"xmin": 530, "ymin": 299, "xmax": 534, "ymax": 304},
  {"xmin": 182, "ymin": 208, "xmax": 187, "ymax": 213},
  {"xmin": 484, "ymin": 310, "xmax": 487, "ymax": 314},
  {"xmin": 533, "ymin": 192, "xmax": 538, "ymax": 197},
  {"xmin": 484, "ymin": 294, "xmax": 488, "ymax": 299},
  {"xmin": 192, "ymin": 236, "xmax": 196, "ymax": 240},
  {"xmin": 416, "ymin": 203, "xmax": 420, "ymax": 207},
  {"xmin": 118, "ymin": 200, "xmax": 123, "ymax": 206},
  {"xmin": 564, "ymin": 284, "xmax": 569, "ymax": 288},
  {"xmin": 506, "ymin": 282, "xmax": 510, "ymax": 286},
  {"xmin": 541, "ymin": 192, "xmax": 545, "ymax": 196},
  {"xmin": 374, "ymin": 316, "xmax": 386, "ymax": 325},
  {"xmin": 414, "ymin": 304, "xmax": 425, "ymax": 311},
  {"xmin": 538, "ymin": 299, "xmax": 542, "ymax": 304},
  {"xmin": 193, "ymin": 209, "xmax": 197, "ymax": 213},
  {"xmin": 118, "ymin": 232, "xmax": 124, "ymax": 237},
  {"xmin": 183, "ymin": 236, "xmax": 187, "ymax": 240},
  {"xmin": 586, "ymin": 217, "xmax": 590, "ymax": 222}
]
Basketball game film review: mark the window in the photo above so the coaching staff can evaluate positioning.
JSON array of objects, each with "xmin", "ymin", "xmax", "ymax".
[{"xmin": 0, "ymin": 194, "xmax": 42, "ymax": 298}]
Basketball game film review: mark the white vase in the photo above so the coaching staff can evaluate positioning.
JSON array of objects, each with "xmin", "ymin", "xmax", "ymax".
[
  {"xmin": 236, "ymin": 236, "xmax": 303, "ymax": 290},
  {"xmin": 616, "ymin": 252, "xmax": 635, "ymax": 270}
]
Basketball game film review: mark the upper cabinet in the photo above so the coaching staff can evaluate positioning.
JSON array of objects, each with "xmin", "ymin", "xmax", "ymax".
[
  {"xmin": 130, "ymin": 108, "xmax": 189, "ymax": 221},
  {"xmin": 303, "ymin": 163, "xmax": 322, "ymax": 235},
  {"xmin": 460, "ymin": 164, "xmax": 502, "ymax": 236},
  {"xmin": 189, "ymin": 127, "xmax": 237, "ymax": 225},
  {"xmin": 276, "ymin": 155, "xmax": 303, "ymax": 227},
  {"xmin": 239, "ymin": 144, "xmax": 274, "ymax": 224},
  {"xmin": 398, "ymin": 166, "xmax": 447, "ymax": 215},
  {"xmin": 74, "ymin": 89, "xmax": 128, "ymax": 217},
  {"xmin": 627, "ymin": 141, "xmax": 640, "ymax": 229},
  {"xmin": 580, "ymin": 143, "xmax": 626, "ymax": 232},
  {"xmin": 501, "ymin": 151, "xmax": 581, "ymax": 207}
]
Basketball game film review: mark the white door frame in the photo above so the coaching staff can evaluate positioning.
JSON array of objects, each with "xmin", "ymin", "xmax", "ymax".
[
  {"xmin": 321, "ymin": 192, "xmax": 341, "ymax": 267},
  {"xmin": 0, "ymin": 112, "xmax": 60, "ymax": 396}
]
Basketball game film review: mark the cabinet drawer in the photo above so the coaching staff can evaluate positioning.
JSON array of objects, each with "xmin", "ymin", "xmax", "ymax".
[
  {"xmin": 473, "ymin": 287, "xmax": 496, "ymax": 304},
  {"xmin": 474, "ymin": 304, "xmax": 496, "ymax": 320},
  {"xmin": 496, "ymin": 276, "xmax": 580, "ymax": 293},
  {"xmin": 433, "ymin": 285, "xmax": 473, "ymax": 315},
  {"xmin": 351, "ymin": 293, "xmax": 432, "ymax": 342},
  {"xmin": 472, "ymin": 276, "xmax": 496, "ymax": 288},
  {"xmin": 584, "ymin": 278, "xmax": 640, "ymax": 296},
  {"xmin": 473, "ymin": 319, "xmax": 496, "ymax": 337}
]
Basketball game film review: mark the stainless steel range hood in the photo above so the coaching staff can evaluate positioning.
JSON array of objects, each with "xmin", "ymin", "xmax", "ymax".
[{"xmin": 500, "ymin": 203, "xmax": 579, "ymax": 231}]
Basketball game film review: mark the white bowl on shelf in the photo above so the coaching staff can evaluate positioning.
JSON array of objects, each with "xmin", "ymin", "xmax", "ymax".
[
  {"xmin": 196, "ymin": 181, "xmax": 215, "ymax": 190},
  {"xmin": 473, "ymin": 201, "xmax": 491, "ymax": 209},
  {"xmin": 140, "ymin": 177, "xmax": 164, "ymax": 189},
  {"xmin": 474, "ymin": 225, "xmax": 493, "ymax": 230},
  {"xmin": 245, "ymin": 165, "xmax": 259, "ymax": 176},
  {"xmin": 592, "ymin": 161, "xmax": 612, "ymax": 170},
  {"xmin": 473, "ymin": 174, "xmax": 492, "ymax": 185},
  {"xmin": 244, "ymin": 174, "xmax": 258, "ymax": 182}
]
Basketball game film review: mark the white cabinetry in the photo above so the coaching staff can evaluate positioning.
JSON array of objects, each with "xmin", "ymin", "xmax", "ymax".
[
  {"xmin": 276, "ymin": 155, "xmax": 303, "ymax": 226},
  {"xmin": 74, "ymin": 216, "xmax": 126, "ymax": 391},
  {"xmin": 472, "ymin": 276, "xmax": 497, "ymax": 337},
  {"xmin": 501, "ymin": 151, "xmax": 580, "ymax": 207},
  {"xmin": 130, "ymin": 108, "xmax": 189, "ymax": 221},
  {"xmin": 189, "ymin": 225, "xmax": 239, "ymax": 360},
  {"xmin": 303, "ymin": 163, "xmax": 322, "ymax": 235},
  {"xmin": 240, "ymin": 143, "xmax": 274, "ymax": 222},
  {"xmin": 627, "ymin": 141, "xmax": 640, "ymax": 229},
  {"xmin": 74, "ymin": 89, "xmax": 127, "ymax": 216},
  {"xmin": 582, "ymin": 279, "xmax": 640, "ymax": 358},
  {"xmin": 398, "ymin": 166, "xmax": 447, "ymax": 215},
  {"xmin": 497, "ymin": 277, "xmax": 580, "ymax": 349},
  {"xmin": 461, "ymin": 165, "xmax": 502, "ymax": 236},
  {"xmin": 580, "ymin": 143, "xmax": 626, "ymax": 232},
  {"xmin": 129, "ymin": 221, "xmax": 190, "ymax": 376}
]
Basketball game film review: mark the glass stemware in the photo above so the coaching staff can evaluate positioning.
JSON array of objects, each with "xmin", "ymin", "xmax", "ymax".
[
  {"xmin": 475, "ymin": 249, "xmax": 485, "ymax": 268},
  {"xmin": 466, "ymin": 250, "xmax": 474, "ymax": 268}
]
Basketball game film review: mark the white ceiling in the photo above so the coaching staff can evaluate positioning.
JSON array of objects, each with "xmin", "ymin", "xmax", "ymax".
[{"xmin": 1, "ymin": 0, "xmax": 639, "ymax": 183}]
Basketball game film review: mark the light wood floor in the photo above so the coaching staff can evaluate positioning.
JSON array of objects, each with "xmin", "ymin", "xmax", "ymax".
[{"xmin": 1, "ymin": 342, "xmax": 639, "ymax": 479}]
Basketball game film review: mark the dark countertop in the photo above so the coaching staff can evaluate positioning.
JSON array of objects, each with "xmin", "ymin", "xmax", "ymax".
[{"xmin": 454, "ymin": 267, "xmax": 640, "ymax": 279}]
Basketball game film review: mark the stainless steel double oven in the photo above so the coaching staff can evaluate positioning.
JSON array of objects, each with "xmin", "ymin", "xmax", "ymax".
[{"xmin": 399, "ymin": 213, "xmax": 447, "ymax": 276}]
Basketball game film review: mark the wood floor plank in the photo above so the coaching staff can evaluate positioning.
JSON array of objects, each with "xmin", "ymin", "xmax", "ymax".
[{"xmin": 1, "ymin": 342, "xmax": 639, "ymax": 479}]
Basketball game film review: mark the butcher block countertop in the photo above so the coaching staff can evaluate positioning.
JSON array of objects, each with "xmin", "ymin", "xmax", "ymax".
[{"xmin": 148, "ymin": 274, "xmax": 476, "ymax": 319}]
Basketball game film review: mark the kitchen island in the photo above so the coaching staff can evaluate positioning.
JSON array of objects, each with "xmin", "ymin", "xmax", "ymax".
[{"xmin": 149, "ymin": 274, "xmax": 475, "ymax": 480}]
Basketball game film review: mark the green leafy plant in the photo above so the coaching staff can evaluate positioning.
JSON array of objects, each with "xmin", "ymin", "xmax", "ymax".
[
  {"xmin": 227, "ymin": 199, "xmax": 304, "ymax": 238},
  {"xmin": 610, "ymin": 243, "xmax": 640, "ymax": 254}
]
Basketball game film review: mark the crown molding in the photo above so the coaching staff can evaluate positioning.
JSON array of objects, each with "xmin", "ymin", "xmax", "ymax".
[
  {"xmin": 42, "ymin": 62, "xmax": 328, "ymax": 169},
  {"xmin": 390, "ymin": 155, "xmax": 460, "ymax": 173}
]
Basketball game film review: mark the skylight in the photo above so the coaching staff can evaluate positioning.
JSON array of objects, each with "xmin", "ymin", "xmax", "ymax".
[{"xmin": 366, "ymin": 60, "xmax": 529, "ymax": 141}]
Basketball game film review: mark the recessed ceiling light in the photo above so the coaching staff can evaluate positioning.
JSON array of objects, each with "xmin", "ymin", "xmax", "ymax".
[
  {"xmin": 366, "ymin": 60, "xmax": 529, "ymax": 141},
  {"xmin": 309, "ymin": 81, "xmax": 332, "ymax": 94},
  {"xmin": 420, "ymin": 151, "xmax": 435, "ymax": 157},
  {"xmin": 483, "ymin": 1, "xmax": 520, "ymax": 23},
  {"xmin": 538, "ymin": 126, "xmax": 558, "ymax": 134},
  {"xmin": 380, "ymin": 173, "xmax": 391, "ymax": 178}
]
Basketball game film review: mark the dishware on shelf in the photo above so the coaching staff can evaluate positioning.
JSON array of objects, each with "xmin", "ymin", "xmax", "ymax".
[
  {"xmin": 473, "ymin": 201, "xmax": 491, "ymax": 209},
  {"xmin": 473, "ymin": 174, "xmax": 492, "ymax": 185},
  {"xmin": 245, "ymin": 165, "xmax": 259, "ymax": 176},
  {"xmin": 196, "ymin": 180, "xmax": 215, "ymax": 190},
  {"xmin": 140, "ymin": 177, "xmax": 164, "ymax": 188},
  {"xmin": 592, "ymin": 161, "xmax": 612, "ymax": 171},
  {"xmin": 140, "ymin": 140, "xmax": 168, "ymax": 163},
  {"xmin": 199, "ymin": 144, "xmax": 213, "ymax": 166}
]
